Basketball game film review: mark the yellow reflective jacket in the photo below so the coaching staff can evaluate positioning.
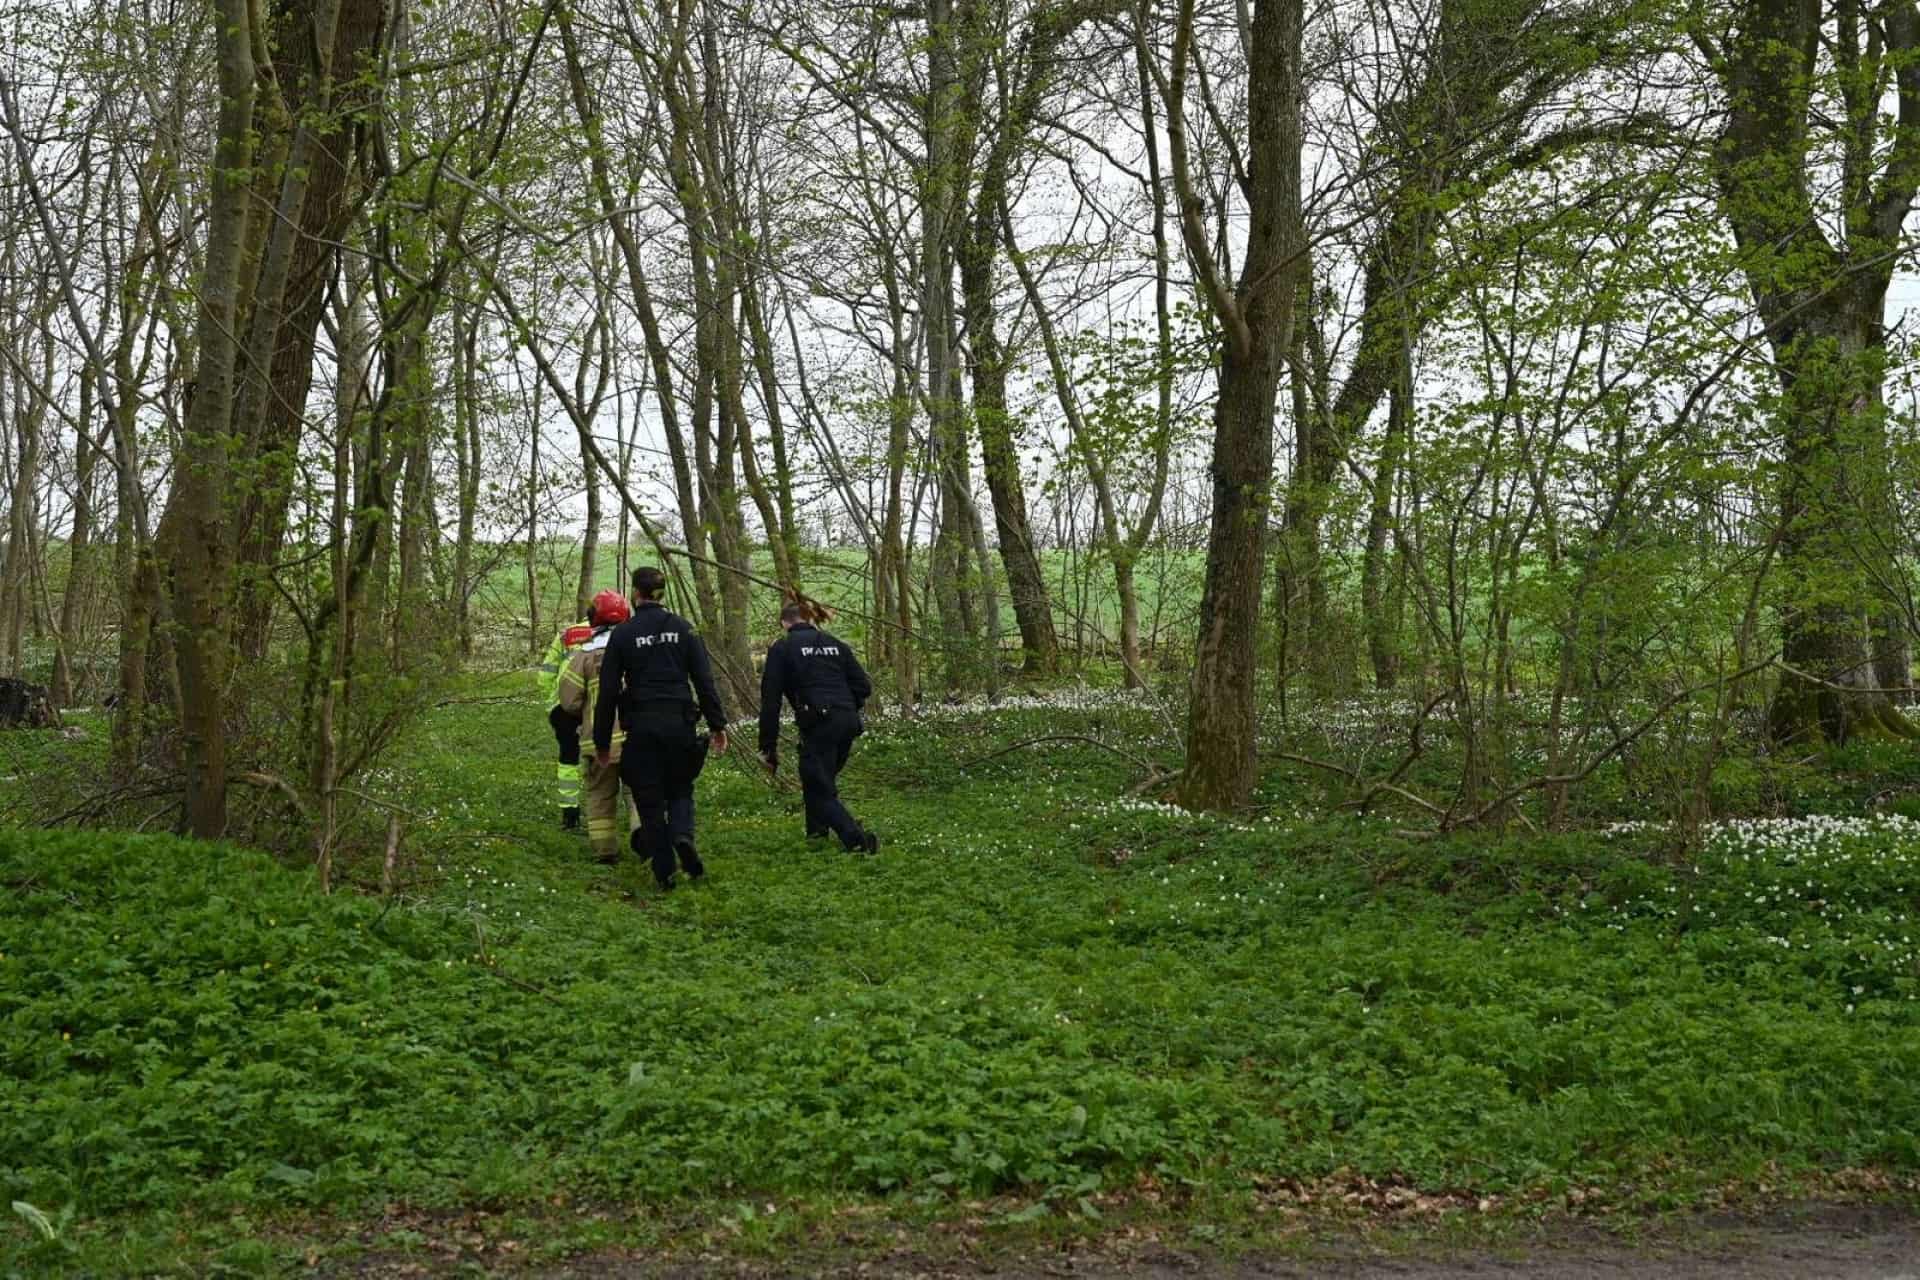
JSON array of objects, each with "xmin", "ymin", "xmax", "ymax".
[
  {"xmin": 537, "ymin": 620, "xmax": 591, "ymax": 705},
  {"xmin": 558, "ymin": 629, "xmax": 626, "ymax": 760}
]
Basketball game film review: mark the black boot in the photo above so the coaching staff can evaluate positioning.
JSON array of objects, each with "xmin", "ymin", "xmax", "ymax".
[
  {"xmin": 675, "ymin": 837, "xmax": 706, "ymax": 880},
  {"xmin": 636, "ymin": 828, "xmax": 676, "ymax": 889},
  {"xmin": 561, "ymin": 806, "xmax": 581, "ymax": 831}
]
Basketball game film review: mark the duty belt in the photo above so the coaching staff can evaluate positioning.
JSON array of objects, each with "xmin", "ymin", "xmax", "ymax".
[{"xmin": 629, "ymin": 698, "xmax": 693, "ymax": 715}]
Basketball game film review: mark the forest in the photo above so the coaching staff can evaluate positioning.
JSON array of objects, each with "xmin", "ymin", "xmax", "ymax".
[{"xmin": 4, "ymin": 0, "xmax": 1920, "ymax": 1272}]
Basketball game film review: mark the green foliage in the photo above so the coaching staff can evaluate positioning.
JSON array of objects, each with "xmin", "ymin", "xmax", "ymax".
[{"xmin": 3, "ymin": 690, "xmax": 1920, "ymax": 1266}]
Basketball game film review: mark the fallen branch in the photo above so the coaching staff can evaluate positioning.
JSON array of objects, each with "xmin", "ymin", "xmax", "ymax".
[
  {"xmin": 1126, "ymin": 767, "xmax": 1177, "ymax": 797},
  {"xmin": 958, "ymin": 734, "xmax": 1160, "ymax": 777},
  {"xmin": 1447, "ymin": 651, "xmax": 1782, "ymax": 831},
  {"xmin": 1773, "ymin": 660, "xmax": 1920, "ymax": 700},
  {"xmin": 235, "ymin": 771, "xmax": 310, "ymax": 822},
  {"xmin": 40, "ymin": 778, "xmax": 176, "ymax": 828},
  {"xmin": 333, "ymin": 787, "xmax": 425, "ymax": 819},
  {"xmin": 1268, "ymin": 751, "xmax": 1448, "ymax": 819},
  {"xmin": 1868, "ymin": 783, "xmax": 1920, "ymax": 811},
  {"xmin": 1377, "ymin": 690, "xmax": 1453, "ymax": 793},
  {"xmin": 134, "ymin": 800, "xmax": 180, "ymax": 833}
]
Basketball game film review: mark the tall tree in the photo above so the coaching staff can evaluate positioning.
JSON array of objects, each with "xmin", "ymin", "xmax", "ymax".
[
  {"xmin": 1703, "ymin": 0, "xmax": 1920, "ymax": 742},
  {"xmin": 1285, "ymin": 0, "xmax": 1671, "ymax": 693},
  {"xmin": 164, "ymin": 0, "xmax": 258, "ymax": 836},
  {"xmin": 955, "ymin": 0, "xmax": 1107, "ymax": 677},
  {"xmin": 228, "ymin": 0, "xmax": 386, "ymax": 660},
  {"xmin": 922, "ymin": 0, "xmax": 994, "ymax": 692},
  {"xmin": 1167, "ymin": 0, "xmax": 1309, "ymax": 809},
  {"xmin": 556, "ymin": 5, "xmax": 724, "ymax": 640}
]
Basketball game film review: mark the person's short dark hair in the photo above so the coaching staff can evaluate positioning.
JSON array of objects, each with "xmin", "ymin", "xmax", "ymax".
[
  {"xmin": 779, "ymin": 601, "xmax": 807, "ymax": 625},
  {"xmin": 632, "ymin": 566, "xmax": 667, "ymax": 599}
]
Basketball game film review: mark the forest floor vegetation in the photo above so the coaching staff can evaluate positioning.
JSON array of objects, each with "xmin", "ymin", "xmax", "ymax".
[{"xmin": 3, "ymin": 680, "xmax": 1920, "ymax": 1274}]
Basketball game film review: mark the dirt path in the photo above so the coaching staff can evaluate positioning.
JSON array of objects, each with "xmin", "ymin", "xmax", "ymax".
[
  {"xmin": 328, "ymin": 1204, "xmax": 1920, "ymax": 1278},
  {"xmin": 559, "ymin": 1222, "xmax": 1919, "ymax": 1278}
]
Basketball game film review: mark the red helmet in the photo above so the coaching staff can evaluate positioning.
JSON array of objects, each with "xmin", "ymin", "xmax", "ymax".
[{"xmin": 590, "ymin": 589, "xmax": 632, "ymax": 626}]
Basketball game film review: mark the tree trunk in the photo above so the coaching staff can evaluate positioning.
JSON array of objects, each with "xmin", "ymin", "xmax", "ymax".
[
  {"xmin": 451, "ymin": 291, "xmax": 479, "ymax": 657},
  {"xmin": 741, "ymin": 249, "xmax": 801, "ymax": 578},
  {"xmin": 1183, "ymin": 343, "xmax": 1290, "ymax": 807},
  {"xmin": 959, "ymin": 373, "xmax": 1004, "ymax": 696},
  {"xmin": 960, "ymin": 248, "xmax": 1058, "ymax": 676},
  {"xmin": 882, "ymin": 347, "xmax": 917, "ymax": 703},
  {"xmin": 393, "ymin": 413, "xmax": 432, "ymax": 661},
  {"xmin": 523, "ymin": 391, "xmax": 540, "ymax": 653},
  {"xmin": 2, "ymin": 327, "xmax": 49, "ymax": 678},
  {"xmin": 1173, "ymin": 0, "xmax": 1307, "ymax": 810},
  {"xmin": 230, "ymin": 0, "xmax": 382, "ymax": 661},
  {"xmin": 1766, "ymin": 314, "xmax": 1916, "ymax": 742},
  {"xmin": 1362, "ymin": 359, "xmax": 1411, "ymax": 688},
  {"xmin": 572, "ymin": 304, "xmax": 610, "ymax": 618},
  {"xmin": 1874, "ymin": 610, "xmax": 1914, "ymax": 705},
  {"xmin": 653, "ymin": 21, "xmax": 753, "ymax": 688},
  {"xmin": 110, "ymin": 300, "xmax": 157, "ymax": 770},
  {"xmin": 960, "ymin": 189, "xmax": 1055, "ymax": 673},
  {"xmin": 1709, "ymin": 0, "xmax": 1920, "ymax": 744},
  {"xmin": 921, "ymin": 0, "xmax": 987, "ymax": 694},
  {"xmin": 962, "ymin": 1, "xmax": 1114, "ymax": 677},
  {"xmin": 557, "ymin": 7, "xmax": 722, "ymax": 632},
  {"xmin": 166, "ymin": 0, "xmax": 257, "ymax": 838},
  {"xmin": 52, "ymin": 373, "xmax": 98, "ymax": 706}
]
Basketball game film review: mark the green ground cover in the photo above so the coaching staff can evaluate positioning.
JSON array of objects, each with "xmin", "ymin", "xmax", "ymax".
[{"xmin": 3, "ymin": 687, "xmax": 1919, "ymax": 1272}]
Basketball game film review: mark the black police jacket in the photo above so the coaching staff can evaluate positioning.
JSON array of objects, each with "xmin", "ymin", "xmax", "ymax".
[
  {"xmin": 592, "ymin": 601, "xmax": 729, "ymax": 753},
  {"xmin": 758, "ymin": 625, "xmax": 872, "ymax": 754}
]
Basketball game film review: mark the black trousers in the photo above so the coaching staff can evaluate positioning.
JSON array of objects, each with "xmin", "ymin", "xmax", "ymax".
[
  {"xmin": 549, "ymin": 704, "xmax": 581, "ymax": 811},
  {"xmin": 798, "ymin": 707, "xmax": 865, "ymax": 848},
  {"xmin": 550, "ymin": 704, "xmax": 580, "ymax": 759},
  {"xmin": 620, "ymin": 710, "xmax": 708, "ymax": 881}
]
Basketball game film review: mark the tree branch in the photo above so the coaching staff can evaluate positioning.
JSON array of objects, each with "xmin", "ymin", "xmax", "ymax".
[
  {"xmin": 1870, "ymin": 1, "xmax": 1920, "ymax": 241},
  {"xmin": 958, "ymin": 733, "xmax": 1160, "ymax": 777}
]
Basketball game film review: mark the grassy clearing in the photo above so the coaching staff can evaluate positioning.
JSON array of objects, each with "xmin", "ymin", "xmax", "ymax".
[
  {"xmin": 3, "ymin": 687, "xmax": 1920, "ymax": 1272},
  {"xmin": 469, "ymin": 541, "xmax": 1208, "ymax": 666}
]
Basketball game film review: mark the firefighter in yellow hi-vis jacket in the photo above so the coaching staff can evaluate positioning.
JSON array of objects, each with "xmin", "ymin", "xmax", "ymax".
[
  {"xmin": 539, "ymin": 613, "xmax": 595, "ymax": 829},
  {"xmin": 555, "ymin": 590, "xmax": 636, "ymax": 862}
]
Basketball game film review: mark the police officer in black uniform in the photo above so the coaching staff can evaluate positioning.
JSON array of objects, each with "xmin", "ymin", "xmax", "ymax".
[
  {"xmin": 593, "ymin": 566, "xmax": 730, "ymax": 890},
  {"xmin": 757, "ymin": 600, "xmax": 879, "ymax": 854}
]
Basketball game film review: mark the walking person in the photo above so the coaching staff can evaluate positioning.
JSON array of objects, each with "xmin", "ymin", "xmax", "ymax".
[
  {"xmin": 757, "ymin": 600, "xmax": 879, "ymax": 854},
  {"xmin": 537, "ymin": 610, "xmax": 595, "ymax": 830},
  {"xmin": 555, "ymin": 589, "xmax": 635, "ymax": 864},
  {"xmin": 592, "ymin": 567, "xmax": 730, "ymax": 890}
]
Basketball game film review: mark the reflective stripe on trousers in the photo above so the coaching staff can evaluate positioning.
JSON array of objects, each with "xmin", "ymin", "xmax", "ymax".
[{"xmin": 583, "ymin": 753, "xmax": 626, "ymax": 857}]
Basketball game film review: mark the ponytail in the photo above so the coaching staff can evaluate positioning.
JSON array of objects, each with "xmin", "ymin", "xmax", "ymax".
[{"xmin": 779, "ymin": 592, "xmax": 834, "ymax": 627}]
